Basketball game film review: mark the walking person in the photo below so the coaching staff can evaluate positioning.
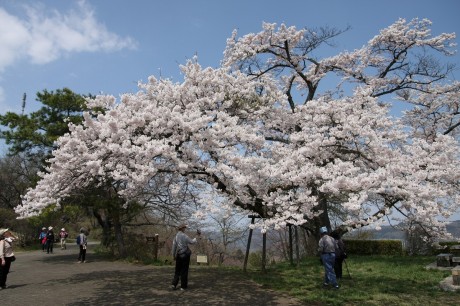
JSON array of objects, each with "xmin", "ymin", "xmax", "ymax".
[
  {"xmin": 77, "ymin": 228, "xmax": 88, "ymax": 263},
  {"xmin": 59, "ymin": 228, "xmax": 68, "ymax": 250},
  {"xmin": 39, "ymin": 227, "xmax": 47, "ymax": 252},
  {"xmin": 0, "ymin": 228, "xmax": 17, "ymax": 289},
  {"xmin": 331, "ymin": 230, "xmax": 346, "ymax": 279},
  {"xmin": 45, "ymin": 227, "xmax": 55, "ymax": 254},
  {"xmin": 318, "ymin": 226, "xmax": 339, "ymax": 289},
  {"xmin": 171, "ymin": 224, "xmax": 201, "ymax": 291}
]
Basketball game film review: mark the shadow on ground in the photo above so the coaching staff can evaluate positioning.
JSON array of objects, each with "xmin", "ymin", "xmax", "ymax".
[
  {"xmin": 63, "ymin": 267, "xmax": 299, "ymax": 306},
  {"xmin": 5, "ymin": 247, "xmax": 302, "ymax": 306}
]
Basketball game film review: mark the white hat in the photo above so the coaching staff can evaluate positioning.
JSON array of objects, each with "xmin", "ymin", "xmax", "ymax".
[
  {"xmin": 0, "ymin": 228, "xmax": 9, "ymax": 236},
  {"xmin": 320, "ymin": 226, "xmax": 328, "ymax": 234},
  {"xmin": 48, "ymin": 226, "xmax": 53, "ymax": 230},
  {"xmin": 61, "ymin": 228, "xmax": 65, "ymax": 231},
  {"xmin": 42, "ymin": 227, "xmax": 47, "ymax": 230}
]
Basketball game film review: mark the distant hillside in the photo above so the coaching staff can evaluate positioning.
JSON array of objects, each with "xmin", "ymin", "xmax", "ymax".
[{"xmin": 364, "ymin": 220, "xmax": 460, "ymax": 240}]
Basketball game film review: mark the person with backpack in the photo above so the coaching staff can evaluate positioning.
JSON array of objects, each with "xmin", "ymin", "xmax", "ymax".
[
  {"xmin": 45, "ymin": 227, "xmax": 55, "ymax": 254},
  {"xmin": 318, "ymin": 226, "xmax": 339, "ymax": 289},
  {"xmin": 331, "ymin": 230, "xmax": 347, "ymax": 279},
  {"xmin": 77, "ymin": 228, "xmax": 88, "ymax": 263},
  {"xmin": 59, "ymin": 228, "xmax": 68, "ymax": 250},
  {"xmin": 39, "ymin": 227, "xmax": 47, "ymax": 252},
  {"xmin": 170, "ymin": 224, "xmax": 201, "ymax": 291}
]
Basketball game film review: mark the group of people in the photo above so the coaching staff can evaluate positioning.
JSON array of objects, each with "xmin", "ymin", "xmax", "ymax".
[
  {"xmin": 318, "ymin": 226, "xmax": 347, "ymax": 289},
  {"xmin": 0, "ymin": 226, "xmax": 89, "ymax": 291},
  {"xmin": 38, "ymin": 227, "xmax": 71, "ymax": 253},
  {"xmin": 171, "ymin": 223, "xmax": 348, "ymax": 292},
  {"xmin": 3, "ymin": 222, "xmax": 345, "ymax": 293},
  {"xmin": 39, "ymin": 226, "xmax": 87, "ymax": 262}
]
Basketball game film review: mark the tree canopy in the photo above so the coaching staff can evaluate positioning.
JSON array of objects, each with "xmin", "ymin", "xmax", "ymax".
[
  {"xmin": 0, "ymin": 88, "xmax": 89, "ymax": 160},
  {"xmin": 16, "ymin": 19, "xmax": 460, "ymax": 240}
]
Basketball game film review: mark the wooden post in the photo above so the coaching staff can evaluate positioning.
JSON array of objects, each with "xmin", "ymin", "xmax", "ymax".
[
  {"xmin": 288, "ymin": 224, "xmax": 293, "ymax": 265},
  {"xmin": 146, "ymin": 235, "xmax": 159, "ymax": 261},
  {"xmin": 243, "ymin": 216, "xmax": 256, "ymax": 272},
  {"xmin": 262, "ymin": 231, "xmax": 267, "ymax": 273},
  {"xmin": 153, "ymin": 234, "xmax": 159, "ymax": 261},
  {"xmin": 295, "ymin": 226, "xmax": 300, "ymax": 267}
]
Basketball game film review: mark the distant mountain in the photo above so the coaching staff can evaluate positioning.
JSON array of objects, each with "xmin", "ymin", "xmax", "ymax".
[{"xmin": 365, "ymin": 220, "xmax": 460, "ymax": 240}]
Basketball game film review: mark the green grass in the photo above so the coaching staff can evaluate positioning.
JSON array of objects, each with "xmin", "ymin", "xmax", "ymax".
[{"xmin": 246, "ymin": 256, "xmax": 460, "ymax": 306}]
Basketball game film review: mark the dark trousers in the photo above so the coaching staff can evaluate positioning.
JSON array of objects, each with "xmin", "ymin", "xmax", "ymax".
[
  {"xmin": 46, "ymin": 241, "xmax": 54, "ymax": 253},
  {"xmin": 78, "ymin": 245, "xmax": 86, "ymax": 262},
  {"xmin": 334, "ymin": 257, "xmax": 344, "ymax": 279},
  {"xmin": 0, "ymin": 256, "xmax": 13, "ymax": 287},
  {"xmin": 172, "ymin": 253, "xmax": 191, "ymax": 289}
]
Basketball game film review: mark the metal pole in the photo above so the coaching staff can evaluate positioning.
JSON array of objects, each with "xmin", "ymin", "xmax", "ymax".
[{"xmin": 344, "ymin": 259, "xmax": 352, "ymax": 279}]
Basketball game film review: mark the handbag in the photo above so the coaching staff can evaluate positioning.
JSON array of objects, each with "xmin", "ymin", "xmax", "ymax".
[{"xmin": 10, "ymin": 256, "xmax": 16, "ymax": 262}]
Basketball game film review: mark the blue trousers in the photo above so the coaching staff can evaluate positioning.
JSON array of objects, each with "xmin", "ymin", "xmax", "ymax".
[{"xmin": 321, "ymin": 253, "xmax": 338, "ymax": 286}]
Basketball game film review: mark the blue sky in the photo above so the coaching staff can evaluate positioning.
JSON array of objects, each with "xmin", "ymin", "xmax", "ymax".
[{"xmin": 0, "ymin": 0, "xmax": 459, "ymax": 116}]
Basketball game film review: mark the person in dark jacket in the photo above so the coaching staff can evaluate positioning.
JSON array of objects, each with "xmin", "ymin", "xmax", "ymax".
[
  {"xmin": 45, "ymin": 227, "xmax": 55, "ymax": 254},
  {"xmin": 331, "ymin": 230, "xmax": 346, "ymax": 279},
  {"xmin": 77, "ymin": 228, "xmax": 88, "ymax": 263}
]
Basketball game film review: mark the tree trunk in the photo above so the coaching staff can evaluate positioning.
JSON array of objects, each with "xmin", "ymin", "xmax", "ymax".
[
  {"xmin": 112, "ymin": 213, "xmax": 127, "ymax": 258},
  {"xmin": 92, "ymin": 210, "xmax": 112, "ymax": 247}
]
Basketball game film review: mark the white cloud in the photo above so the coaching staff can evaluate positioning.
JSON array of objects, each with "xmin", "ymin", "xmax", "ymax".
[
  {"xmin": 0, "ymin": 0, "xmax": 137, "ymax": 70},
  {"xmin": 0, "ymin": 8, "xmax": 30, "ymax": 72},
  {"xmin": 0, "ymin": 0, "xmax": 137, "ymax": 105}
]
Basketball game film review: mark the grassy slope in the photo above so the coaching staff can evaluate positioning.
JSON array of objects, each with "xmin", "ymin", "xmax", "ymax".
[{"xmin": 246, "ymin": 256, "xmax": 460, "ymax": 306}]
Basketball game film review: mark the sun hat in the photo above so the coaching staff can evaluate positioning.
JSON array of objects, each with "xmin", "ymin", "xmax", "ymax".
[
  {"xmin": 319, "ymin": 226, "xmax": 328, "ymax": 234},
  {"xmin": 0, "ymin": 228, "xmax": 9, "ymax": 236}
]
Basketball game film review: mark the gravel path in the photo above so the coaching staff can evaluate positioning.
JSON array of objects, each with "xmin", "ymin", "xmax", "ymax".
[{"xmin": 1, "ymin": 243, "xmax": 303, "ymax": 305}]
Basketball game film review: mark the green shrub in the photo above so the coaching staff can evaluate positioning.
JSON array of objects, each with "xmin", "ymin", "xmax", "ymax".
[
  {"xmin": 344, "ymin": 239, "xmax": 403, "ymax": 255},
  {"xmin": 248, "ymin": 252, "xmax": 262, "ymax": 268}
]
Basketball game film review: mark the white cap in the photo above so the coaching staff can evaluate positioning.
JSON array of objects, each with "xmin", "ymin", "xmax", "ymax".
[
  {"xmin": 320, "ymin": 226, "xmax": 328, "ymax": 234},
  {"xmin": 61, "ymin": 228, "xmax": 65, "ymax": 231},
  {"xmin": 48, "ymin": 226, "xmax": 53, "ymax": 230}
]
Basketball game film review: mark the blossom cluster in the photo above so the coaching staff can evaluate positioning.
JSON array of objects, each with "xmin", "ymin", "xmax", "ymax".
[{"xmin": 17, "ymin": 19, "xmax": 460, "ymax": 238}]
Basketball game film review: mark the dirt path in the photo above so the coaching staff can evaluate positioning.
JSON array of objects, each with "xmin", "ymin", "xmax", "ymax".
[{"xmin": 1, "ymin": 243, "xmax": 303, "ymax": 305}]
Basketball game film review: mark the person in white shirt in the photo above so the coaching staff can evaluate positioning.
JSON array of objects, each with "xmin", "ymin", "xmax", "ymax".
[
  {"xmin": 0, "ymin": 228, "xmax": 17, "ymax": 289},
  {"xmin": 59, "ymin": 228, "xmax": 69, "ymax": 250}
]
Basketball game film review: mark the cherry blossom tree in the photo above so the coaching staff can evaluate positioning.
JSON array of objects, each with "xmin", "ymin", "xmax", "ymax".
[{"xmin": 17, "ymin": 18, "xmax": 459, "ymax": 243}]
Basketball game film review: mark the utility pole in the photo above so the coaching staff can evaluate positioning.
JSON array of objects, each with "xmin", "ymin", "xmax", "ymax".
[{"xmin": 21, "ymin": 93, "xmax": 27, "ymax": 115}]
